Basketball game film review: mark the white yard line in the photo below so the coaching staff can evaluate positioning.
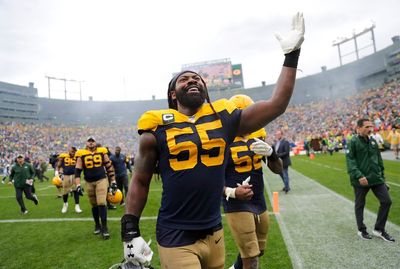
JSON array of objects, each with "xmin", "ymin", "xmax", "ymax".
[
  {"xmin": 264, "ymin": 167, "xmax": 400, "ymax": 269},
  {"xmin": 0, "ymin": 216, "xmax": 158, "ymax": 223}
]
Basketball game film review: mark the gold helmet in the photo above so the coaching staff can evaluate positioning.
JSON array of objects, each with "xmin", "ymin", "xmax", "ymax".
[
  {"xmin": 51, "ymin": 176, "xmax": 62, "ymax": 187},
  {"xmin": 107, "ymin": 189, "xmax": 123, "ymax": 204},
  {"xmin": 229, "ymin": 94, "xmax": 254, "ymax": 110}
]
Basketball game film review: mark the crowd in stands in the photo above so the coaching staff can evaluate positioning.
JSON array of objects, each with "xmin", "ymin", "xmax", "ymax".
[
  {"xmin": 0, "ymin": 123, "xmax": 138, "ymax": 171},
  {"xmin": 1, "ymin": 80, "xmax": 399, "ymax": 171},
  {"xmin": 266, "ymin": 80, "xmax": 400, "ymax": 152}
]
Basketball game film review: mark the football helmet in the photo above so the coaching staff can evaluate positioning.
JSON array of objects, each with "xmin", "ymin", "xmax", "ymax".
[
  {"xmin": 229, "ymin": 94, "xmax": 254, "ymax": 110},
  {"xmin": 52, "ymin": 176, "xmax": 62, "ymax": 187},
  {"xmin": 107, "ymin": 189, "xmax": 123, "ymax": 204}
]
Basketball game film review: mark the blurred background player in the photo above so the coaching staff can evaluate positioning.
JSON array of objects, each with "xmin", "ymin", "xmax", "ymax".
[
  {"xmin": 98, "ymin": 144, "xmax": 117, "ymax": 210},
  {"xmin": 1, "ymin": 162, "xmax": 11, "ymax": 184},
  {"xmin": 49, "ymin": 152, "xmax": 62, "ymax": 198},
  {"xmin": 110, "ymin": 146, "xmax": 131, "ymax": 206},
  {"xmin": 386, "ymin": 128, "xmax": 400, "ymax": 159},
  {"xmin": 224, "ymin": 95, "xmax": 283, "ymax": 269},
  {"xmin": 56, "ymin": 146, "xmax": 82, "ymax": 213},
  {"xmin": 75, "ymin": 136, "xmax": 118, "ymax": 239},
  {"xmin": 10, "ymin": 154, "xmax": 39, "ymax": 214}
]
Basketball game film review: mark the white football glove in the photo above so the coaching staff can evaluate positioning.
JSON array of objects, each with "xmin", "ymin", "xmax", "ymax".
[
  {"xmin": 123, "ymin": 237, "xmax": 153, "ymax": 266},
  {"xmin": 225, "ymin": 176, "xmax": 251, "ymax": 201},
  {"xmin": 26, "ymin": 179, "xmax": 34, "ymax": 186},
  {"xmin": 55, "ymin": 170, "xmax": 59, "ymax": 177},
  {"xmin": 240, "ymin": 176, "xmax": 251, "ymax": 186},
  {"xmin": 250, "ymin": 138, "xmax": 273, "ymax": 157},
  {"xmin": 275, "ymin": 12, "xmax": 305, "ymax": 54}
]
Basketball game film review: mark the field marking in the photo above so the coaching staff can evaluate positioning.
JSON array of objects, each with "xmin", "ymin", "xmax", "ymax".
[
  {"xmin": 0, "ymin": 216, "xmax": 158, "ymax": 223},
  {"xmin": 300, "ymin": 159, "xmax": 399, "ymax": 188},
  {"xmin": 264, "ymin": 166, "xmax": 400, "ymax": 269},
  {"xmin": 0, "ymin": 212, "xmax": 276, "ymax": 224},
  {"xmin": 264, "ymin": 173, "xmax": 304, "ymax": 269},
  {"xmin": 37, "ymin": 185, "xmax": 54, "ymax": 191}
]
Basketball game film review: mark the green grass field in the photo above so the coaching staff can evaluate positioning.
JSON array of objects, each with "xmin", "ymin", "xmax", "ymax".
[
  {"xmin": 291, "ymin": 153, "xmax": 400, "ymax": 226},
  {"xmin": 0, "ymin": 173, "xmax": 291, "ymax": 269},
  {"xmin": 1, "ymin": 152, "xmax": 398, "ymax": 269}
]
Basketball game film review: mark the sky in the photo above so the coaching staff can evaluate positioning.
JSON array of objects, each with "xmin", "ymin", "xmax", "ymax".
[{"xmin": 1, "ymin": 0, "xmax": 399, "ymax": 101}]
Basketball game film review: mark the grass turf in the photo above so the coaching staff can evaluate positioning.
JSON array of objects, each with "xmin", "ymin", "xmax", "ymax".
[
  {"xmin": 0, "ymin": 172, "xmax": 291, "ymax": 269},
  {"xmin": 291, "ymin": 152, "xmax": 400, "ymax": 226}
]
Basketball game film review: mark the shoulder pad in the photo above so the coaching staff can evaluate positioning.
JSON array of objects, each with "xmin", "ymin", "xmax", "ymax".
[
  {"xmin": 210, "ymin": 99, "xmax": 238, "ymax": 114},
  {"xmin": 249, "ymin": 128, "xmax": 267, "ymax": 139},
  {"xmin": 75, "ymin": 149, "xmax": 90, "ymax": 157},
  {"xmin": 97, "ymin": 147, "xmax": 108, "ymax": 154},
  {"xmin": 137, "ymin": 109, "xmax": 181, "ymax": 132},
  {"xmin": 58, "ymin": 153, "xmax": 69, "ymax": 158}
]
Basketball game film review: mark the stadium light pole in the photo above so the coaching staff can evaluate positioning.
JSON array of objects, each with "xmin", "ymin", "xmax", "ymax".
[
  {"xmin": 45, "ymin": 76, "xmax": 84, "ymax": 100},
  {"xmin": 332, "ymin": 24, "xmax": 376, "ymax": 66}
]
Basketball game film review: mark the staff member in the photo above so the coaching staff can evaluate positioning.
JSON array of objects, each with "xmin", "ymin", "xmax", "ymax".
[{"xmin": 10, "ymin": 154, "xmax": 39, "ymax": 214}]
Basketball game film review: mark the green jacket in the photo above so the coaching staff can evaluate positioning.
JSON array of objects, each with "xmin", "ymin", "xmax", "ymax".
[
  {"xmin": 10, "ymin": 162, "xmax": 35, "ymax": 188},
  {"xmin": 346, "ymin": 135, "xmax": 384, "ymax": 187}
]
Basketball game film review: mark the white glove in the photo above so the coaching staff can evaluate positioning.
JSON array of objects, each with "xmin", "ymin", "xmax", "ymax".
[
  {"xmin": 275, "ymin": 12, "xmax": 305, "ymax": 54},
  {"xmin": 55, "ymin": 170, "xmax": 59, "ymax": 177},
  {"xmin": 250, "ymin": 138, "xmax": 273, "ymax": 157},
  {"xmin": 26, "ymin": 179, "xmax": 34, "ymax": 186},
  {"xmin": 123, "ymin": 237, "xmax": 153, "ymax": 266},
  {"xmin": 225, "ymin": 176, "xmax": 250, "ymax": 201},
  {"xmin": 225, "ymin": 187, "xmax": 236, "ymax": 201},
  {"xmin": 239, "ymin": 176, "xmax": 251, "ymax": 186}
]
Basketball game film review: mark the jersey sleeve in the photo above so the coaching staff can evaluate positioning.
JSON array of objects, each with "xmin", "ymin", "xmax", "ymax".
[
  {"xmin": 137, "ymin": 111, "xmax": 162, "ymax": 134},
  {"xmin": 213, "ymin": 99, "xmax": 242, "ymax": 144}
]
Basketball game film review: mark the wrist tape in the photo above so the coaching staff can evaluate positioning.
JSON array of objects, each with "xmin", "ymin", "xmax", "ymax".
[
  {"xmin": 121, "ymin": 214, "xmax": 140, "ymax": 242},
  {"xmin": 283, "ymin": 48, "xmax": 300, "ymax": 68}
]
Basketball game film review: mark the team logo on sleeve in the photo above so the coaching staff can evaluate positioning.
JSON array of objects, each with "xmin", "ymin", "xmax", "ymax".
[{"xmin": 162, "ymin": 113, "xmax": 175, "ymax": 124}]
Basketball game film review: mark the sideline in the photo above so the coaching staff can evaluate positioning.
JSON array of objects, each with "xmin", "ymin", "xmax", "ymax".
[{"xmin": 264, "ymin": 168, "xmax": 400, "ymax": 269}]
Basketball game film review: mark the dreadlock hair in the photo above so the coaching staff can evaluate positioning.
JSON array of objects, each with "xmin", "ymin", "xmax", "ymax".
[{"xmin": 167, "ymin": 70, "xmax": 219, "ymax": 117}]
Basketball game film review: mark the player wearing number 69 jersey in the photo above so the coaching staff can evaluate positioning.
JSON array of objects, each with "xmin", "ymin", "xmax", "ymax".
[{"xmin": 75, "ymin": 136, "xmax": 117, "ymax": 240}]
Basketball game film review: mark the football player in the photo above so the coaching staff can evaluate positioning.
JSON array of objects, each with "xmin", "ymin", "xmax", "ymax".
[
  {"xmin": 110, "ymin": 146, "xmax": 131, "ymax": 206},
  {"xmin": 75, "ymin": 136, "xmax": 117, "ymax": 240},
  {"xmin": 56, "ymin": 146, "xmax": 82, "ymax": 213},
  {"xmin": 121, "ymin": 12, "xmax": 304, "ymax": 268},
  {"xmin": 224, "ymin": 95, "xmax": 282, "ymax": 269}
]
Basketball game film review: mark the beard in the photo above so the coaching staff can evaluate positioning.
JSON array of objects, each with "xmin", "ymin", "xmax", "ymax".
[{"xmin": 175, "ymin": 84, "xmax": 207, "ymax": 110}]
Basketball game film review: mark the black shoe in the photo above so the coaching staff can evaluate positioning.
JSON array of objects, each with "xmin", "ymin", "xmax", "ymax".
[
  {"xmin": 32, "ymin": 194, "xmax": 39, "ymax": 205},
  {"xmin": 357, "ymin": 230, "xmax": 372, "ymax": 240},
  {"xmin": 373, "ymin": 230, "xmax": 395, "ymax": 242},
  {"xmin": 93, "ymin": 225, "xmax": 101, "ymax": 235},
  {"xmin": 102, "ymin": 227, "xmax": 110, "ymax": 240},
  {"xmin": 107, "ymin": 205, "xmax": 117, "ymax": 210}
]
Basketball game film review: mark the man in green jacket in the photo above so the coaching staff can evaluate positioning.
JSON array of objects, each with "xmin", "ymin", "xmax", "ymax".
[
  {"xmin": 10, "ymin": 154, "xmax": 39, "ymax": 214},
  {"xmin": 346, "ymin": 119, "xmax": 394, "ymax": 242}
]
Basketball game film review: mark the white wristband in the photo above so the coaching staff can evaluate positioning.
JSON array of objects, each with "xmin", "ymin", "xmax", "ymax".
[{"xmin": 225, "ymin": 187, "xmax": 236, "ymax": 201}]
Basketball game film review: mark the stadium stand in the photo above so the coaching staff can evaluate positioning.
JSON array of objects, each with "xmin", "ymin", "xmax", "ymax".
[
  {"xmin": 0, "ymin": 35, "xmax": 399, "ymax": 164},
  {"xmin": 0, "ymin": 81, "xmax": 38, "ymax": 122}
]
